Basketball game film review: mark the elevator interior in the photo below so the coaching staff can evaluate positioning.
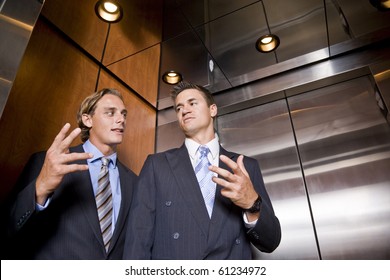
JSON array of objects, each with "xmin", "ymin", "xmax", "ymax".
[
  {"xmin": 157, "ymin": 67, "xmax": 390, "ymax": 259},
  {"xmin": 1, "ymin": 0, "xmax": 389, "ymax": 260},
  {"xmin": 218, "ymin": 73, "xmax": 390, "ymax": 259},
  {"xmin": 155, "ymin": 0, "xmax": 390, "ymax": 259}
]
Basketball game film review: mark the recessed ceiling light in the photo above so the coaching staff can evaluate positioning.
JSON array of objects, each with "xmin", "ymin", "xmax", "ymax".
[
  {"xmin": 255, "ymin": 34, "xmax": 280, "ymax": 53},
  {"xmin": 162, "ymin": 71, "xmax": 183, "ymax": 85},
  {"xmin": 95, "ymin": 0, "xmax": 123, "ymax": 23}
]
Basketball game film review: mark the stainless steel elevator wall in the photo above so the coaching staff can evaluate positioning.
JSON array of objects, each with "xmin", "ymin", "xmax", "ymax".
[
  {"xmin": 0, "ymin": 0, "xmax": 43, "ymax": 118},
  {"xmin": 217, "ymin": 75, "xmax": 390, "ymax": 259},
  {"xmin": 218, "ymin": 99, "xmax": 320, "ymax": 259}
]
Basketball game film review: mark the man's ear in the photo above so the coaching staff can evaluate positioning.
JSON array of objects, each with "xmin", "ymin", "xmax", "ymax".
[
  {"xmin": 210, "ymin": 104, "xmax": 218, "ymax": 118},
  {"xmin": 82, "ymin": 113, "xmax": 92, "ymax": 128}
]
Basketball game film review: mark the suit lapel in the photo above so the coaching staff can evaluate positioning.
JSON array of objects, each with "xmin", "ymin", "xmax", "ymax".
[
  {"xmin": 166, "ymin": 144, "xmax": 210, "ymax": 236},
  {"xmin": 208, "ymin": 147, "xmax": 237, "ymax": 246},
  {"xmin": 108, "ymin": 161, "xmax": 133, "ymax": 252}
]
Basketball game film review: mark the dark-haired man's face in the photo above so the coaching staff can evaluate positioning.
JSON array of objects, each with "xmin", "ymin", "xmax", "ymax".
[{"xmin": 174, "ymin": 89, "xmax": 216, "ymax": 139}]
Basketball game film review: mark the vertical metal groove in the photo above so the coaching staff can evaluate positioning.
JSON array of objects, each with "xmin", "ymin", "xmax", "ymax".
[{"xmin": 284, "ymin": 94, "xmax": 323, "ymax": 260}]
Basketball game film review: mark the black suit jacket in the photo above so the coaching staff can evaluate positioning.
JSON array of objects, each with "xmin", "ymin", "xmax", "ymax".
[
  {"xmin": 4, "ymin": 144, "xmax": 137, "ymax": 259},
  {"xmin": 123, "ymin": 144, "xmax": 281, "ymax": 259}
]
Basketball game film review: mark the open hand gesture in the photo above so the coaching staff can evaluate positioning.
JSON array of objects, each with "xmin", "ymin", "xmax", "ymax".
[{"xmin": 35, "ymin": 123, "xmax": 93, "ymax": 204}]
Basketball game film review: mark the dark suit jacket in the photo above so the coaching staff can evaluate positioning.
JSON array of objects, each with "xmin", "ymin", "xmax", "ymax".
[
  {"xmin": 123, "ymin": 144, "xmax": 281, "ymax": 259},
  {"xmin": 4, "ymin": 144, "xmax": 137, "ymax": 259}
]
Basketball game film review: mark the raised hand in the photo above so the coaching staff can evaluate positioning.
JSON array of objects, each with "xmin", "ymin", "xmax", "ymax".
[
  {"xmin": 209, "ymin": 155, "xmax": 260, "ymax": 220},
  {"xmin": 35, "ymin": 123, "xmax": 93, "ymax": 205}
]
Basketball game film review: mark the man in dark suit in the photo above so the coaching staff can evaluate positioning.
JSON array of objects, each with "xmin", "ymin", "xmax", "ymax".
[
  {"xmin": 123, "ymin": 81, "xmax": 281, "ymax": 259},
  {"xmin": 4, "ymin": 88, "xmax": 137, "ymax": 259}
]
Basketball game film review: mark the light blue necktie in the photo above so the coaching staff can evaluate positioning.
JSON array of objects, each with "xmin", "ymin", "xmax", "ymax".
[
  {"xmin": 96, "ymin": 157, "xmax": 113, "ymax": 252},
  {"xmin": 195, "ymin": 145, "xmax": 216, "ymax": 218}
]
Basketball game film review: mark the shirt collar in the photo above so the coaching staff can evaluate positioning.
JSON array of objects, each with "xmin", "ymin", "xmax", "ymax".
[
  {"xmin": 83, "ymin": 140, "xmax": 117, "ymax": 168},
  {"xmin": 185, "ymin": 134, "xmax": 219, "ymax": 161}
]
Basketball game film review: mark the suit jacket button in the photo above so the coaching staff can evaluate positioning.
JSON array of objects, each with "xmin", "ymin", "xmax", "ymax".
[
  {"xmin": 173, "ymin": 232, "xmax": 180, "ymax": 239},
  {"xmin": 165, "ymin": 201, "xmax": 172, "ymax": 206},
  {"xmin": 235, "ymin": 238, "xmax": 241, "ymax": 245}
]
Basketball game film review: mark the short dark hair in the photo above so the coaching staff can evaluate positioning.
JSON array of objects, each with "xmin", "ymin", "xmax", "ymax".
[
  {"xmin": 170, "ymin": 81, "xmax": 215, "ymax": 108},
  {"xmin": 77, "ymin": 88, "xmax": 123, "ymax": 142}
]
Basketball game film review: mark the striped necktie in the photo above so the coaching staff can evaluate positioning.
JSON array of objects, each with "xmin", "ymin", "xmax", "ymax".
[
  {"xmin": 195, "ymin": 145, "xmax": 216, "ymax": 218},
  {"xmin": 96, "ymin": 157, "xmax": 113, "ymax": 252}
]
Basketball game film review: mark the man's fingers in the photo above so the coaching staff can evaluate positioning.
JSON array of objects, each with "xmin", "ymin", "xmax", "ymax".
[
  {"xmin": 219, "ymin": 155, "xmax": 243, "ymax": 176},
  {"xmin": 59, "ymin": 127, "xmax": 82, "ymax": 151},
  {"xmin": 63, "ymin": 152, "xmax": 93, "ymax": 163},
  {"xmin": 51, "ymin": 123, "xmax": 71, "ymax": 147},
  {"xmin": 209, "ymin": 164, "xmax": 234, "ymax": 181},
  {"xmin": 211, "ymin": 176, "xmax": 233, "ymax": 190},
  {"xmin": 50, "ymin": 124, "xmax": 81, "ymax": 152},
  {"xmin": 236, "ymin": 155, "xmax": 249, "ymax": 177},
  {"xmin": 63, "ymin": 164, "xmax": 89, "ymax": 174}
]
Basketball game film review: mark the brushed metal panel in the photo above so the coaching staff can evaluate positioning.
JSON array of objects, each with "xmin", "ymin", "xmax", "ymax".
[
  {"xmin": 263, "ymin": 0, "xmax": 328, "ymax": 62},
  {"xmin": 0, "ymin": 0, "xmax": 42, "ymax": 119},
  {"xmin": 196, "ymin": 2, "xmax": 274, "ymax": 79},
  {"xmin": 289, "ymin": 76, "xmax": 390, "ymax": 259},
  {"xmin": 177, "ymin": 0, "xmax": 259, "ymax": 28},
  {"xmin": 325, "ymin": 0, "xmax": 352, "ymax": 46},
  {"xmin": 335, "ymin": 0, "xmax": 390, "ymax": 37},
  {"xmin": 215, "ymin": 45, "xmax": 390, "ymax": 111},
  {"xmin": 371, "ymin": 60, "xmax": 390, "ymax": 123},
  {"xmin": 217, "ymin": 99, "xmax": 319, "ymax": 259},
  {"xmin": 157, "ymin": 29, "xmax": 230, "ymax": 103}
]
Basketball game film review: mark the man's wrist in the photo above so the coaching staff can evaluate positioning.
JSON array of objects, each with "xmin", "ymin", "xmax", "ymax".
[{"xmin": 244, "ymin": 194, "xmax": 262, "ymax": 213}]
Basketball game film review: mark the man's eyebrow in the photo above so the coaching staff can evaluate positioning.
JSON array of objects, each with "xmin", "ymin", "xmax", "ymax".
[
  {"xmin": 103, "ymin": 106, "xmax": 117, "ymax": 110},
  {"xmin": 187, "ymin": 98, "xmax": 197, "ymax": 103},
  {"xmin": 176, "ymin": 97, "xmax": 197, "ymax": 107}
]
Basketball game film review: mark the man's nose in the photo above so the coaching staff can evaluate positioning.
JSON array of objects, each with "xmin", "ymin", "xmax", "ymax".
[
  {"xmin": 182, "ymin": 105, "xmax": 191, "ymax": 114},
  {"xmin": 116, "ymin": 113, "xmax": 125, "ymax": 123}
]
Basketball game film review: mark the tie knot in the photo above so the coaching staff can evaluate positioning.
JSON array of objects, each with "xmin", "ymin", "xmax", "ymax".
[
  {"xmin": 198, "ymin": 145, "xmax": 210, "ymax": 157},
  {"xmin": 101, "ymin": 157, "xmax": 110, "ymax": 167}
]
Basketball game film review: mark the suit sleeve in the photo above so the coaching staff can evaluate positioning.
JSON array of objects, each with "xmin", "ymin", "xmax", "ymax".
[
  {"xmin": 123, "ymin": 155, "xmax": 156, "ymax": 259},
  {"xmin": 245, "ymin": 157, "xmax": 281, "ymax": 253},
  {"xmin": 7, "ymin": 152, "xmax": 46, "ymax": 236}
]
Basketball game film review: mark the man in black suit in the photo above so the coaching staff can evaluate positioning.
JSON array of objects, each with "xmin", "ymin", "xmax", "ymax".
[
  {"xmin": 4, "ymin": 88, "xmax": 137, "ymax": 259},
  {"xmin": 123, "ymin": 81, "xmax": 281, "ymax": 259}
]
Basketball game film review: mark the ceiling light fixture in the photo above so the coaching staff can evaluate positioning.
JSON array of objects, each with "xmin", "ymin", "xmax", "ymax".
[
  {"xmin": 255, "ymin": 2, "xmax": 280, "ymax": 53},
  {"xmin": 162, "ymin": 71, "xmax": 183, "ymax": 85},
  {"xmin": 255, "ymin": 34, "xmax": 280, "ymax": 53},
  {"xmin": 95, "ymin": 0, "xmax": 123, "ymax": 23}
]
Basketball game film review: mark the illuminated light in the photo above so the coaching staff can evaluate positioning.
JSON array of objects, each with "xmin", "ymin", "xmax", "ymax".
[
  {"xmin": 104, "ymin": 2, "xmax": 118, "ymax": 13},
  {"xmin": 95, "ymin": 0, "xmax": 123, "ymax": 23},
  {"xmin": 162, "ymin": 71, "xmax": 183, "ymax": 85},
  {"xmin": 255, "ymin": 34, "xmax": 280, "ymax": 53}
]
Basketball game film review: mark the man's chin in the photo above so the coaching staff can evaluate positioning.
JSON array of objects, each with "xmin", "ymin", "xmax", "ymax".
[{"xmin": 111, "ymin": 137, "xmax": 123, "ymax": 145}]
